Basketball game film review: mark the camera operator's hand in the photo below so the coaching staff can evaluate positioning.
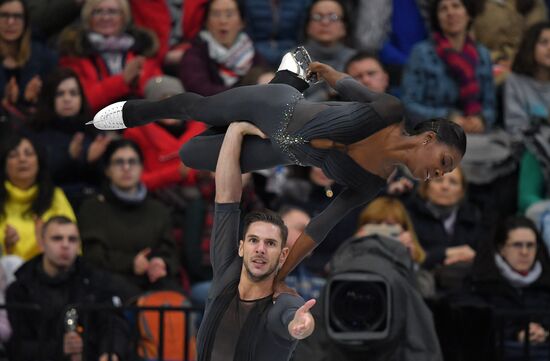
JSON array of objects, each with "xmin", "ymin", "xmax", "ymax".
[
  {"xmin": 288, "ymin": 299, "xmax": 316, "ymax": 340},
  {"xmin": 273, "ymin": 280, "xmax": 298, "ymax": 299}
]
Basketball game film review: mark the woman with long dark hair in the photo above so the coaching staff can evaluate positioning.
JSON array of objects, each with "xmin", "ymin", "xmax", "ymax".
[
  {"xmin": 0, "ymin": 134, "xmax": 75, "ymax": 260},
  {"xmin": 29, "ymin": 67, "xmax": 111, "ymax": 207}
]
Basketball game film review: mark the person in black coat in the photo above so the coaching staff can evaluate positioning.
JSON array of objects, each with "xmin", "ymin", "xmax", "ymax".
[
  {"xmin": 6, "ymin": 216, "xmax": 128, "ymax": 361},
  {"xmin": 469, "ymin": 216, "xmax": 550, "ymax": 360},
  {"xmin": 405, "ymin": 167, "xmax": 483, "ymax": 273}
]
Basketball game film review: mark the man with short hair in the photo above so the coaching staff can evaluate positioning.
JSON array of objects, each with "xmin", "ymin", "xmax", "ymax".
[
  {"xmin": 197, "ymin": 122, "xmax": 315, "ymax": 361},
  {"xmin": 6, "ymin": 216, "xmax": 128, "ymax": 361},
  {"xmin": 345, "ymin": 52, "xmax": 389, "ymax": 93}
]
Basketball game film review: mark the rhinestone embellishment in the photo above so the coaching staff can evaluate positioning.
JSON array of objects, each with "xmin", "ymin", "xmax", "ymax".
[{"xmin": 273, "ymin": 93, "xmax": 307, "ymax": 166}]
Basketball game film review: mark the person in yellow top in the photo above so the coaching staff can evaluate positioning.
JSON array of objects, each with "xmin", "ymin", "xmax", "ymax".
[{"xmin": 0, "ymin": 135, "xmax": 76, "ymax": 260}]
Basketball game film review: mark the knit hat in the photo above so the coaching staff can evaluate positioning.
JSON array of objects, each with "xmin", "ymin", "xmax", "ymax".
[{"xmin": 144, "ymin": 75, "xmax": 185, "ymax": 101}]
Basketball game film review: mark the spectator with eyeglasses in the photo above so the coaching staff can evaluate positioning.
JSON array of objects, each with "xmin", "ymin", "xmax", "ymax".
[
  {"xmin": 58, "ymin": 0, "xmax": 162, "ymax": 113},
  {"xmin": 469, "ymin": 216, "xmax": 550, "ymax": 360},
  {"xmin": 301, "ymin": 0, "xmax": 356, "ymax": 101},
  {"xmin": 78, "ymin": 139, "xmax": 180, "ymax": 300},
  {"xmin": 179, "ymin": 0, "xmax": 267, "ymax": 96},
  {"xmin": 0, "ymin": 0, "xmax": 58, "ymax": 121}
]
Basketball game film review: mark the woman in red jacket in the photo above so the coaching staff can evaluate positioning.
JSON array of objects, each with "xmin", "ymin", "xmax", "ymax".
[
  {"xmin": 58, "ymin": 0, "xmax": 162, "ymax": 112},
  {"xmin": 123, "ymin": 75, "xmax": 206, "ymax": 191}
]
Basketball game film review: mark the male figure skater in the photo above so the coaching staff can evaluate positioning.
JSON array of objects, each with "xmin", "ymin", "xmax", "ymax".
[{"xmin": 197, "ymin": 121, "xmax": 315, "ymax": 361}]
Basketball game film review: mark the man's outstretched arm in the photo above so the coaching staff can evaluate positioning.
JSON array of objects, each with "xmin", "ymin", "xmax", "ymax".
[{"xmin": 215, "ymin": 122, "xmax": 266, "ymax": 203}]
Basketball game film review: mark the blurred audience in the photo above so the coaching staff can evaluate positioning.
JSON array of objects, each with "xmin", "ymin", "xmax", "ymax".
[
  {"xmin": 357, "ymin": 196, "xmax": 426, "ymax": 265},
  {"xmin": 179, "ymin": 0, "xmax": 266, "ymax": 96},
  {"xmin": 280, "ymin": 205, "xmax": 326, "ymax": 300},
  {"xmin": 129, "ymin": 0, "xmax": 207, "ymax": 72},
  {"xmin": 28, "ymin": 67, "xmax": 111, "ymax": 208},
  {"xmin": 243, "ymin": 0, "xmax": 311, "ymax": 67},
  {"xmin": 505, "ymin": 21, "xmax": 550, "ymax": 136},
  {"xmin": 402, "ymin": 0, "xmax": 495, "ymax": 132},
  {"xmin": 344, "ymin": 52, "xmax": 389, "ymax": 93},
  {"xmin": 352, "ymin": 0, "xmax": 391, "ymax": 53},
  {"xmin": 473, "ymin": 0, "xmax": 547, "ymax": 84},
  {"xmin": 378, "ymin": 0, "xmax": 428, "ymax": 77},
  {"xmin": 58, "ymin": 0, "xmax": 162, "ymax": 112},
  {"xmin": 27, "ymin": 0, "xmax": 84, "ymax": 44},
  {"xmin": 0, "ymin": 0, "xmax": 58, "ymax": 119},
  {"xmin": 6, "ymin": 216, "xmax": 128, "ymax": 361},
  {"xmin": 78, "ymin": 139, "xmax": 180, "ymax": 300},
  {"xmin": 0, "ymin": 135, "xmax": 76, "ymax": 261},
  {"xmin": 302, "ymin": 0, "xmax": 355, "ymax": 101},
  {"xmin": 470, "ymin": 216, "xmax": 550, "ymax": 360},
  {"xmin": 123, "ymin": 75, "xmax": 206, "ymax": 192},
  {"xmin": 405, "ymin": 167, "xmax": 483, "ymax": 293}
]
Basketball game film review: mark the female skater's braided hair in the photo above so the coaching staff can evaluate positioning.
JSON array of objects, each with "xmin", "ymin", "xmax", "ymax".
[{"xmin": 410, "ymin": 118, "xmax": 467, "ymax": 157}]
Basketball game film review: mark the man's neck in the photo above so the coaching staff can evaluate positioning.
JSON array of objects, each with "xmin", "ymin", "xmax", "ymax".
[
  {"xmin": 41, "ymin": 259, "xmax": 69, "ymax": 278},
  {"xmin": 238, "ymin": 271, "xmax": 274, "ymax": 301}
]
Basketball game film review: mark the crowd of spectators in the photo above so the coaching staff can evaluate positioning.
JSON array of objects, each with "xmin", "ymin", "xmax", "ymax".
[{"xmin": 1, "ymin": 0, "xmax": 550, "ymax": 359}]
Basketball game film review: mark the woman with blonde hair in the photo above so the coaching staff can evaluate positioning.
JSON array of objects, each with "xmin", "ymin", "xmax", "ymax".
[
  {"xmin": 357, "ymin": 196, "xmax": 426, "ymax": 264},
  {"xmin": 59, "ymin": 0, "xmax": 162, "ymax": 112}
]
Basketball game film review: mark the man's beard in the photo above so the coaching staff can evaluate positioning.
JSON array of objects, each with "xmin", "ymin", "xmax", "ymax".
[{"xmin": 243, "ymin": 258, "xmax": 279, "ymax": 283}]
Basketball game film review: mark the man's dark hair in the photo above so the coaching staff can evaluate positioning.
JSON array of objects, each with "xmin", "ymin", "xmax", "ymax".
[
  {"xmin": 243, "ymin": 210, "xmax": 289, "ymax": 248},
  {"xmin": 41, "ymin": 215, "xmax": 76, "ymax": 238},
  {"xmin": 344, "ymin": 52, "xmax": 387, "ymax": 74},
  {"xmin": 429, "ymin": 0, "xmax": 481, "ymax": 33},
  {"xmin": 410, "ymin": 118, "xmax": 467, "ymax": 157},
  {"xmin": 0, "ymin": 134, "xmax": 54, "ymax": 221}
]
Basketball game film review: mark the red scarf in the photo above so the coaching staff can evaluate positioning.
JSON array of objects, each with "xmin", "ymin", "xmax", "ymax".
[{"xmin": 433, "ymin": 32, "xmax": 482, "ymax": 116}]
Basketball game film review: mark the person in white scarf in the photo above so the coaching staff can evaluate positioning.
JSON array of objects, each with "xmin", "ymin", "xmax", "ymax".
[{"xmin": 180, "ymin": 0, "xmax": 259, "ymax": 95}]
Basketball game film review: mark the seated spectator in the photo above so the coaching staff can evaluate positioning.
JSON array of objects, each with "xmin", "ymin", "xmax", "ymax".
[
  {"xmin": 344, "ymin": 52, "xmax": 389, "ymax": 93},
  {"xmin": 27, "ymin": 0, "xmax": 85, "ymax": 44},
  {"xmin": 280, "ymin": 205, "xmax": 326, "ymax": 300},
  {"xmin": 402, "ymin": 0, "xmax": 496, "ymax": 132},
  {"xmin": 504, "ymin": 21, "xmax": 550, "ymax": 136},
  {"xmin": 58, "ymin": 0, "xmax": 162, "ymax": 112},
  {"xmin": 28, "ymin": 67, "xmax": 111, "ymax": 209},
  {"xmin": 352, "ymin": 0, "xmax": 392, "ymax": 53},
  {"xmin": 0, "ymin": 135, "xmax": 76, "ymax": 261},
  {"xmin": 123, "ymin": 75, "xmax": 206, "ymax": 193},
  {"xmin": 378, "ymin": 0, "xmax": 428, "ymax": 76},
  {"xmin": 473, "ymin": 0, "xmax": 547, "ymax": 84},
  {"xmin": 356, "ymin": 196, "xmax": 426, "ymax": 265},
  {"xmin": 0, "ymin": 0, "xmax": 58, "ymax": 120},
  {"xmin": 78, "ymin": 139, "xmax": 180, "ymax": 300},
  {"xmin": 6, "ymin": 216, "xmax": 128, "ymax": 361},
  {"xmin": 129, "ymin": 0, "xmax": 207, "ymax": 72},
  {"xmin": 243, "ymin": 0, "xmax": 311, "ymax": 67},
  {"xmin": 405, "ymin": 167, "xmax": 483, "ymax": 292},
  {"xmin": 470, "ymin": 216, "xmax": 550, "ymax": 360},
  {"xmin": 302, "ymin": 0, "xmax": 356, "ymax": 101},
  {"xmin": 179, "ymin": 0, "xmax": 266, "ymax": 96}
]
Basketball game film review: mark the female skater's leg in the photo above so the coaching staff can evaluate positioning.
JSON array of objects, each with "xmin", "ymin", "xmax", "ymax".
[
  {"xmin": 123, "ymin": 84, "xmax": 302, "ymax": 136},
  {"xmin": 180, "ymin": 132, "xmax": 291, "ymax": 172}
]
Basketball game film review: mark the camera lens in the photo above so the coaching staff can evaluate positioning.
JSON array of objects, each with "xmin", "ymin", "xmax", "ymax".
[{"xmin": 329, "ymin": 280, "xmax": 387, "ymax": 332}]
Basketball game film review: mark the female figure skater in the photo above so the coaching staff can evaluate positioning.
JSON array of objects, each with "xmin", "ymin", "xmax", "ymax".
[{"xmin": 90, "ymin": 49, "xmax": 466, "ymax": 284}]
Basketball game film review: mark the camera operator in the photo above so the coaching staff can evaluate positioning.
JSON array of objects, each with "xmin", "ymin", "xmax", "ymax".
[{"xmin": 292, "ymin": 199, "xmax": 442, "ymax": 361}]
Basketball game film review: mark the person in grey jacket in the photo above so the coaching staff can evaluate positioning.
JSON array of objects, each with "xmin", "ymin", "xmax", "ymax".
[{"xmin": 505, "ymin": 21, "xmax": 550, "ymax": 137}]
